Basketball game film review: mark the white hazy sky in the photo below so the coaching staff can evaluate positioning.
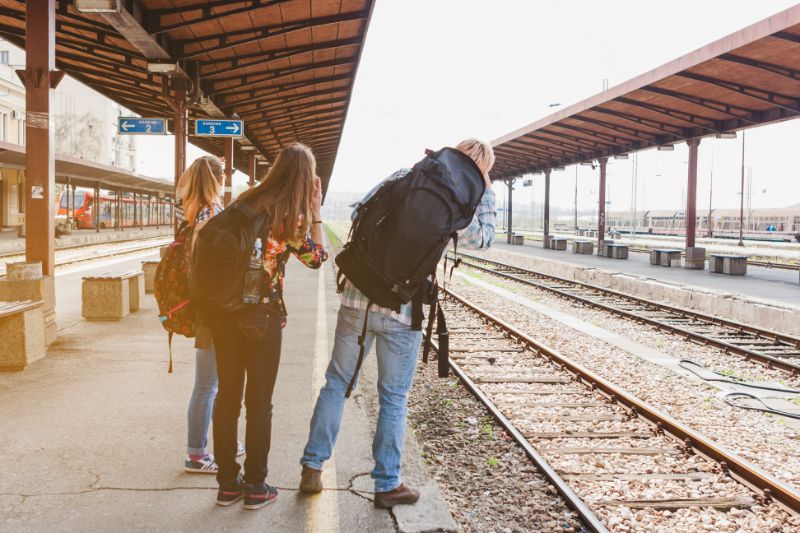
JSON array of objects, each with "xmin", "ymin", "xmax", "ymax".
[{"xmin": 138, "ymin": 0, "xmax": 800, "ymax": 212}]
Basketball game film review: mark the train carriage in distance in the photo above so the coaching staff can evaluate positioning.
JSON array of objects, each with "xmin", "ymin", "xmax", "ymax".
[
  {"xmin": 56, "ymin": 189, "xmax": 172, "ymax": 231},
  {"xmin": 603, "ymin": 207, "xmax": 800, "ymax": 242}
]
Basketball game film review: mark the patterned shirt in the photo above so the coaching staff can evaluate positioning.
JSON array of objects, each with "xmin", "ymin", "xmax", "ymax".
[
  {"xmin": 259, "ymin": 234, "xmax": 328, "ymax": 321},
  {"xmin": 339, "ymin": 168, "xmax": 497, "ymax": 325},
  {"xmin": 174, "ymin": 200, "xmax": 222, "ymax": 226}
]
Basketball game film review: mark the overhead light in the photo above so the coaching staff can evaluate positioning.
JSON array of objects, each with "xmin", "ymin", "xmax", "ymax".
[
  {"xmin": 257, "ymin": 161, "xmax": 269, "ymax": 166},
  {"xmin": 715, "ymin": 132, "xmax": 737, "ymax": 139},
  {"xmin": 522, "ymin": 179, "xmax": 533, "ymax": 187},
  {"xmin": 75, "ymin": 0, "xmax": 119, "ymax": 12},
  {"xmin": 657, "ymin": 145, "xmax": 674, "ymax": 151},
  {"xmin": 239, "ymin": 146, "xmax": 255, "ymax": 151},
  {"xmin": 554, "ymin": 166, "xmax": 566, "ymax": 171},
  {"xmin": 580, "ymin": 161, "xmax": 594, "ymax": 166},
  {"xmin": 146, "ymin": 62, "xmax": 179, "ymax": 74},
  {"xmin": 614, "ymin": 154, "xmax": 629, "ymax": 160}
]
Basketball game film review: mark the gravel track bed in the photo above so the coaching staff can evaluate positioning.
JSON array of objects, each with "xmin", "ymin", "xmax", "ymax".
[
  {"xmin": 407, "ymin": 349, "xmax": 582, "ymax": 532},
  {"xmin": 449, "ymin": 270, "xmax": 800, "ymax": 492},
  {"xmin": 440, "ymin": 304, "xmax": 800, "ymax": 531}
]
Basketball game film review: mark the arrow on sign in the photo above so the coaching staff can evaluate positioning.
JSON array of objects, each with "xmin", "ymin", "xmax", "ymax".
[
  {"xmin": 120, "ymin": 121, "xmax": 132, "ymax": 131},
  {"xmin": 225, "ymin": 123, "xmax": 240, "ymax": 133}
]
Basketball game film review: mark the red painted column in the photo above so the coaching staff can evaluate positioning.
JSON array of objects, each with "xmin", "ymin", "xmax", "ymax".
[
  {"xmin": 248, "ymin": 152, "xmax": 257, "ymax": 187},
  {"xmin": 22, "ymin": 0, "xmax": 57, "ymax": 276},
  {"xmin": 597, "ymin": 158, "xmax": 608, "ymax": 250},
  {"xmin": 686, "ymin": 139, "xmax": 700, "ymax": 249},
  {"xmin": 543, "ymin": 169, "xmax": 551, "ymax": 247},
  {"xmin": 172, "ymin": 80, "xmax": 187, "ymax": 234},
  {"xmin": 224, "ymin": 138, "xmax": 234, "ymax": 205}
]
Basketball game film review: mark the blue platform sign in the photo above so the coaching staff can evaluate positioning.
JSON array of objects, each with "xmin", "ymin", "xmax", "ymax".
[
  {"xmin": 195, "ymin": 119, "xmax": 244, "ymax": 137},
  {"xmin": 118, "ymin": 117, "xmax": 166, "ymax": 135}
]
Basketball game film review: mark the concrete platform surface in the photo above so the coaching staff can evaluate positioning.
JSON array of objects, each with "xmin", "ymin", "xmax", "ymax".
[
  {"xmin": 0, "ymin": 253, "xmax": 456, "ymax": 532},
  {"xmin": 494, "ymin": 240, "xmax": 800, "ymax": 308}
]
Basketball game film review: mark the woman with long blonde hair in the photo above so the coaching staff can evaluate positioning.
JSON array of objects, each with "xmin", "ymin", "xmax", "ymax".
[
  {"xmin": 175, "ymin": 155, "xmax": 245, "ymax": 475},
  {"xmin": 212, "ymin": 143, "xmax": 328, "ymax": 509}
]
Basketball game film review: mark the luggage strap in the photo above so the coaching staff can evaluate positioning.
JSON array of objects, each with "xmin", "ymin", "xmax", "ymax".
[
  {"xmin": 422, "ymin": 282, "xmax": 438, "ymax": 364},
  {"xmin": 167, "ymin": 331, "xmax": 174, "ymax": 374},
  {"xmin": 345, "ymin": 301, "xmax": 372, "ymax": 398}
]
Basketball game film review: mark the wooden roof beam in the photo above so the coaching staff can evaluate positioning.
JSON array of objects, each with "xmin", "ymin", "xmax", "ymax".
[
  {"xmin": 150, "ymin": 0, "xmax": 292, "ymax": 35},
  {"xmin": 178, "ymin": 11, "xmax": 368, "ymax": 60},
  {"xmin": 717, "ymin": 53, "xmax": 800, "ymax": 81},
  {"xmin": 614, "ymin": 96, "xmax": 719, "ymax": 132},
  {"xmin": 675, "ymin": 72, "xmax": 800, "ymax": 113},
  {"xmin": 211, "ymin": 58, "xmax": 353, "ymax": 96},
  {"xmin": 641, "ymin": 85, "xmax": 759, "ymax": 124},
  {"xmin": 221, "ymin": 74, "xmax": 352, "ymax": 109}
]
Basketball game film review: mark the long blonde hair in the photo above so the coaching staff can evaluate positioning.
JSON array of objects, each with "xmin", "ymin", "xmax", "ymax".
[
  {"xmin": 455, "ymin": 138, "xmax": 495, "ymax": 177},
  {"xmin": 237, "ymin": 143, "xmax": 316, "ymax": 242},
  {"xmin": 180, "ymin": 155, "xmax": 223, "ymax": 226}
]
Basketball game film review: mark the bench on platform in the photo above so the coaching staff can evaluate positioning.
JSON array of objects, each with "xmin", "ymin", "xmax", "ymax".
[
  {"xmin": 512, "ymin": 234, "xmax": 525, "ymax": 245},
  {"xmin": 651, "ymin": 249, "xmax": 682, "ymax": 267},
  {"xmin": 709, "ymin": 254, "xmax": 748, "ymax": 276},
  {"xmin": 141, "ymin": 260, "xmax": 160, "ymax": 294},
  {"xmin": 572, "ymin": 240, "xmax": 594, "ymax": 254},
  {"xmin": 548, "ymin": 237, "xmax": 568, "ymax": 250},
  {"xmin": 82, "ymin": 270, "xmax": 145, "ymax": 320},
  {"xmin": 0, "ymin": 300, "xmax": 45, "ymax": 370},
  {"xmin": 602, "ymin": 243, "xmax": 629, "ymax": 259}
]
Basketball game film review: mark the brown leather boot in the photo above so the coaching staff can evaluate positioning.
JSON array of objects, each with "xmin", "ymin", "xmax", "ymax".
[
  {"xmin": 299, "ymin": 465, "xmax": 323, "ymax": 494},
  {"xmin": 374, "ymin": 484, "xmax": 420, "ymax": 509}
]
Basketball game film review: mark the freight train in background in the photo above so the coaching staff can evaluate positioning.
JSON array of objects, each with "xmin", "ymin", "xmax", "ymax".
[
  {"xmin": 603, "ymin": 206, "xmax": 800, "ymax": 242},
  {"xmin": 55, "ymin": 188, "xmax": 173, "ymax": 232}
]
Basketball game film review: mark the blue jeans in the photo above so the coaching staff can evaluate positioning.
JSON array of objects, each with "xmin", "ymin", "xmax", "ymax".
[
  {"xmin": 301, "ymin": 306, "xmax": 423, "ymax": 492},
  {"xmin": 187, "ymin": 341, "xmax": 218, "ymax": 456}
]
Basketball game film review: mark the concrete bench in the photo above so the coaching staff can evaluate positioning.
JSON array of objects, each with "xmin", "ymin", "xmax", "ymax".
[
  {"xmin": 141, "ymin": 260, "xmax": 160, "ymax": 294},
  {"xmin": 604, "ymin": 243, "xmax": 629, "ymax": 259},
  {"xmin": 709, "ymin": 254, "xmax": 748, "ymax": 276},
  {"xmin": 82, "ymin": 270, "xmax": 145, "ymax": 320},
  {"xmin": 549, "ymin": 238, "xmax": 568, "ymax": 251},
  {"xmin": 572, "ymin": 240, "xmax": 594, "ymax": 254},
  {"xmin": 651, "ymin": 249, "xmax": 682, "ymax": 267},
  {"xmin": 0, "ymin": 300, "xmax": 45, "ymax": 370}
]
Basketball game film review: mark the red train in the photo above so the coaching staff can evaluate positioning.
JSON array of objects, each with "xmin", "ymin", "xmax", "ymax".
[{"xmin": 56, "ymin": 189, "xmax": 172, "ymax": 231}]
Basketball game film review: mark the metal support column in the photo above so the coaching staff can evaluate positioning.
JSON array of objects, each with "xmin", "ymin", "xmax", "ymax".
[
  {"xmin": 597, "ymin": 158, "xmax": 607, "ymax": 250},
  {"xmin": 20, "ymin": 0, "xmax": 61, "ymax": 276},
  {"xmin": 506, "ymin": 179, "xmax": 514, "ymax": 244},
  {"xmin": 94, "ymin": 182, "xmax": 100, "ymax": 232},
  {"xmin": 165, "ymin": 78, "xmax": 188, "ymax": 233},
  {"xmin": 686, "ymin": 139, "xmax": 700, "ymax": 249},
  {"xmin": 248, "ymin": 152, "xmax": 257, "ymax": 187},
  {"xmin": 685, "ymin": 138, "xmax": 706, "ymax": 269},
  {"xmin": 543, "ymin": 169, "xmax": 551, "ymax": 248},
  {"xmin": 224, "ymin": 138, "xmax": 233, "ymax": 205}
]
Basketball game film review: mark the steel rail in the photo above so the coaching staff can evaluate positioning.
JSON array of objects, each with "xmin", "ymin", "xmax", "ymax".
[
  {"xmin": 443, "ymin": 287, "xmax": 800, "ymax": 516},
  {"xmin": 444, "ymin": 347, "xmax": 608, "ymax": 532},
  {"xmin": 454, "ymin": 252, "xmax": 800, "ymax": 374},
  {"xmin": 0, "ymin": 234, "xmax": 171, "ymax": 259}
]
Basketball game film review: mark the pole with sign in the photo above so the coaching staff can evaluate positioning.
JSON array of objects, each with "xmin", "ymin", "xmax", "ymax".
[{"xmin": 195, "ymin": 119, "xmax": 244, "ymax": 137}]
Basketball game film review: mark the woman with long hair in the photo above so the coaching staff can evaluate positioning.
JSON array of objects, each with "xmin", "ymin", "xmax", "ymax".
[
  {"xmin": 212, "ymin": 143, "xmax": 328, "ymax": 510},
  {"xmin": 175, "ymin": 155, "xmax": 244, "ymax": 473}
]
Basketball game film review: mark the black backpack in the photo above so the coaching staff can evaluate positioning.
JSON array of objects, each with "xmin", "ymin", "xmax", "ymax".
[
  {"xmin": 190, "ymin": 200, "xmax": 270, "ymax": 323},
  {"xmin": 335, "ymin": 147, "xmax": 485, "ymax": 395}
]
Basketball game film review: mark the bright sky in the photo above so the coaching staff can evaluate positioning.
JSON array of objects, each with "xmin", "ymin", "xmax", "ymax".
[{"xmin": 137, "ymin": 0, "xmax": 800, "ymax": 212}]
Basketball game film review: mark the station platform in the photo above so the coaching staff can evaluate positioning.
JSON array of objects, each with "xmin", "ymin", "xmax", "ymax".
[
  {"xmin": 486, "ymin": 240, "xmax": 800, "ymax": 337},
  {"xmin": 0, "ymin": 226, "xmax": 173, "ymax": 255},
  {"xmin": 0, "ymin": 252, "xmax": 455, "ymax": 531}
]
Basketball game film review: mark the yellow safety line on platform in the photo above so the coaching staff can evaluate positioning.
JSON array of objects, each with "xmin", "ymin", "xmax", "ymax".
[{"xmin": 306, "ymin": 263, "xmax": 341, "ymax": 533}]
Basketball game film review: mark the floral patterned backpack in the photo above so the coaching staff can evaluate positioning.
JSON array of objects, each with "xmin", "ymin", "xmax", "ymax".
[{"xmin": 154, "ymin": 222, "xmax": 195, "ymax": 372}]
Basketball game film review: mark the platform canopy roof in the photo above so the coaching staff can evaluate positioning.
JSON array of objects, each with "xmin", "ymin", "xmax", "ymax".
[
  {"xmin": 0, "ymin": 0, "xmax": 375, "ymax": 191},
  {"xmin": 491, "ymin": 5, "xmax": 800, "ymax": 180},
  {"xmin": 0, "ymin": 140, "xmax": 173, "ymax": 194}
]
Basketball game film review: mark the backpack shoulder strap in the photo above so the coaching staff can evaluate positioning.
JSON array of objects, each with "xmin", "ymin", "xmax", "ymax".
[{"xmin": 345, "ymin": 302, "xmax": 372, "ymax": 398}]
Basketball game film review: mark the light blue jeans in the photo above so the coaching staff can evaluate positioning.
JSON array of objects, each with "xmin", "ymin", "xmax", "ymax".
[
  {"xmin": 301, "ymin": 306, "xmax": 423, "ymax": 492},
  {"xmin": 187, "ymin": 341, "xmax": 218, "ymax": 456}
]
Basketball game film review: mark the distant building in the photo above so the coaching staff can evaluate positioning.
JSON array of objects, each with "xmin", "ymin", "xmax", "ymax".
[{"xmin": 0, "ymin": 38, "xmax": 137, "ymax": 230}]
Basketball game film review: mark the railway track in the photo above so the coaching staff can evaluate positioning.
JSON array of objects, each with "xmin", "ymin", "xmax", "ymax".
[
  {"xmin": 436, "ymin": 288, "xmax": 800, "ymax": 531},
  {"xmin": 0, "ymin": 236, "xmax": 169, "ymax": 276},
  {"xmin": 452, "ymin": 251, "xmax": 800, "ymax": 375}
]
